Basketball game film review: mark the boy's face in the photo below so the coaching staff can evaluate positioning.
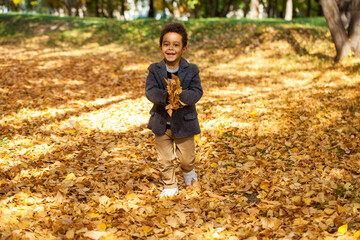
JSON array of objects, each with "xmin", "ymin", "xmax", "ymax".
[{"xmin": 160, "ymin": 32, "xmax": 187, "ymax": 68}]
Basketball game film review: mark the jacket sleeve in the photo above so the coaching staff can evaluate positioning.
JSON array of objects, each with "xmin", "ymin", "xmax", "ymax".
[
  {"xmin": 179, "ymin": 65, "xmax": 203, "ymax": 105},
  {"xmin": 145, "ymin": 66, "xmax": 168, "ymax": 106}
]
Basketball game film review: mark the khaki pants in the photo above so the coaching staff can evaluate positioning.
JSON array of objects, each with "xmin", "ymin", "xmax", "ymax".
[{"xmin": 155, "ymin": 129, "xmax": 195, "ymax": 189}]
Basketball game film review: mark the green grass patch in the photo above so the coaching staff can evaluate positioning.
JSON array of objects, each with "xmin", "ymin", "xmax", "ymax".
[{"xmin": 0, "ymin": 13, "xmax": 329, "ymax": 57}]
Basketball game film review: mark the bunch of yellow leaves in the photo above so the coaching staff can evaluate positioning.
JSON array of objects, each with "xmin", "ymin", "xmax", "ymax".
[{"xmin": 164, "ymin": 74, "xmax": 186, "ymax": 116}]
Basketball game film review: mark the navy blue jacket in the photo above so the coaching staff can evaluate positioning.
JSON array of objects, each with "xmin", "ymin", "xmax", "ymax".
[{"xmin": 145, "ymin": 58, "xmax": 203, "ymax": 138}]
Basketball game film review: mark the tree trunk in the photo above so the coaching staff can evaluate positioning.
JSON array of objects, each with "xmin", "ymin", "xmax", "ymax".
[
  {"xmin": 66, "ymin": 5, "xmax": 72, "ymax": 16},
  {"xmin": 349, "ymin": 0, "xmax": 360, "ymax": 56},
  {"xmin": 148, "ymin": 0, "xmax": 155, "ymax": 18},
  {"xmin": 320, "ymin": 0, "xmax": 351, "ymax": 62},
  {"xmin": 204, "ymin": 0, "xmax": 210, "ymax": 17},
  {"xmin": 269, "ymin": 0, "xmax": 277, "ymax": 18},
  {"xmin": 9, "ymin": 1, "xmax": 17, "ymax": 11},
  {"xmin": 219, "ymin": 0, "xmax": 234, "ymax": 17},
  {"xmin": 75, "ymin": 0, "xmax": 81, "ymax": 17},
  {"xmin": 215, "ymin": 0, "xmax": 219, "ymax": 16},
  {"xmin": 63, "ymin": 0, "xmax": 73, "ymax": 16},
  {"xmin": 209, "ymin": 0, "xmax": 218, "ymax": 17},
  {"xmin": 120, "ymin": 0, "xmax": 126, "ymax": 20},
  {"xmin": 285, "ymin": 0, "xmax": 293, "ymax": 20},
  {"xmin": 337, "ymin": 0, "xmax": 352, "ymax": 28},
  {"xmin": 316, "ymin": 0, "xmax": 323, "ymax": 15},
  {"xmin": 100, "ymin": 0, "xmax": 108, "ymax": 17},
  {"xmin": 307, "ymin": 0, "xmax": 311, "ymax": 17},
  {"xmin": 193, "ymin": 4, "xmax": 200, "ymax": 18},
  {"xmin": 280, "ymin": 0, "xmax": 286, "ymax": 17},
  {"xmin": 95, "ymin": 0, "xmax": 100, "ymax": 17},
  {"xmin": 265, "ymin": 0, "xmax": 271, "ymax": 17},
  {"xmin": 243, "ymin": 0, "xmax": 251, "ymax": 17},
  {"xmin": 249, "ymin": 0, "xmax": 259, "ymax": 18},
  {"xmin": 188, "ymin": 2, "xmax": 199, "ymax": 19},
  {"xmin": 274, "ymin": 0, "xmax": 278, "ymax": 17}
]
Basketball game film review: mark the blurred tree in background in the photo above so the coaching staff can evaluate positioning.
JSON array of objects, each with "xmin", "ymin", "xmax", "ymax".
[
  {"xmin": 321, "ymin": 0, "xmax": 360, "ymax": 62},
  {"xmin": 0, "ymin": 0, "xmax": 324, "ymax": 19},
  {"xmin": 1, "ymin": 0, "xmax": 359, "ymax": 62}
]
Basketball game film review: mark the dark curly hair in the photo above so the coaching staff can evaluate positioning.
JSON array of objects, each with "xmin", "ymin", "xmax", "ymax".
[{"xmin": 159, "ymin": 22, "xmax": 188, "ymax": 47}]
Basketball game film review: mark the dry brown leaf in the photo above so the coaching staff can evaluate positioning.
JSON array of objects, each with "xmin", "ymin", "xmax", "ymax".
[
  {"xmin": 1, "ymin": 22, "xmax": 359, "ymax": 240},
  {"xmin": 164, "ymin": 74, "xmax": 186, "ymax": 116}
]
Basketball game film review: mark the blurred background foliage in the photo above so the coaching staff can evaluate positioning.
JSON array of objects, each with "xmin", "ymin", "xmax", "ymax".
[
  {"xmin": 1, "ymin": 0, "xmax": 358, "ymax": 63},
  {"xmin": 0, "ymin": 13, "xmax": 328, "ymax": 55},
  {"xmin": 0, "ymin": 0, "xmax": 322, "ymax": 21}
]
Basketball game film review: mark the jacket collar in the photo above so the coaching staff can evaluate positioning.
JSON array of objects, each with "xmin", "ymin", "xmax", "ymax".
[
  {"xmin": 156, "ymin": 58, "xmax": 189, "ymax": 85},
  {"xmin": 156, "ymin": 57, "xmax": 189, "ymax": 69}
]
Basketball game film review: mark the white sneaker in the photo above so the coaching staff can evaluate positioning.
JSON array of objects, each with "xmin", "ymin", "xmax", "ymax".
[
  {"xmin": 159, "ymin": 186, "xmax": 178, "ymax": 199},
  {"xmin": 183, "ymin": 169, "xmax": 198, "ymax": 186}
]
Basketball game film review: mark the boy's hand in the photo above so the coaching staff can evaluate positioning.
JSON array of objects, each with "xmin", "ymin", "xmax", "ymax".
[{"xmin": 164, "ymin": 74, "xmax": 186, "ymax": 116}]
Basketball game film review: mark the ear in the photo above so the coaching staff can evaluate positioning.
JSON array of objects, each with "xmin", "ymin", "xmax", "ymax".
[{"xmin": 182, "ymin": 46, "xmax": 188, "ymax": 54}]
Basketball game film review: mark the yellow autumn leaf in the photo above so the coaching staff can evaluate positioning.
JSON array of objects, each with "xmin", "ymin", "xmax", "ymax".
[
  {"xmin": 338, "ymin": 205, "xmax": 346, "ymax": 213},
  {"xmin": 291, "ymin": 147, "xmax": 299, "ymax": 152},
  {"xmin": 22, "ymin": 188, "xmax": 31, "ymax": 195},
  {"xmin": 292, "ymin": 196, "xmax": 301, "ymax": 204},
  {"xmin": 125, "ymin": 193, "xmax": 135, "ymax": 199},
  {"xmin": 102, "ymin": 233, "xmax": 117, "ymax": 240},
  {"xmin": 65, "ymin": 228, "xmax": 75, "ymax": 239},
  {"xmin": 65, "ymin": 173, "xmax": 76, "ymax": 181},
  {"xmin": 324, "ymin": 208, "xmax": 335, "ymax": 215},
  {"xmin": 338, "ymin": 224, "xmax": 348, "ymax": 234},
  {"xmin": 211, "ymin": 162, "xmax": 218, "ymax": 168},
  {"xmin": 97, "ymin": 222, "xmax": 107, "ymax": 231},
  {"xmin": 260, "ymin": 181, "xmax": 270, "ymax": 190},
  {"xmin": 303, "ymin": 198, "xmax": 311, "ymax": 205},
  {"xmin": 354, "ymin": 230, "xmax": 360, "ymax": 239},
  {"xmin": 194, "ymin": 218, "xmax": 204, "ymax": 227},
  {"xmin": 88, "ymin": 213, "xmax": 100, "ymax": 218},
  {"xmin": 304, "ymin": 191, "xmax": 315, "ymax": 198},
  {"xmin": 256, "ymin": 143, "xmax": 266, "ymax": 150},
  {"xmin": 139, "ymin": 225, "xmax": 153, "ymax": 233}
]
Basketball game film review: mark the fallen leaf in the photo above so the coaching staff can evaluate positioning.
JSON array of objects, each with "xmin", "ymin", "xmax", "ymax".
[
  {"xmin": 354, "ymin": 230, "xmax": 360, "ymax": 239},
  {"xmin": 166, "ymin": 216, "xmax": 180, "ymax": 228},
  {"xmin": 65, "ymin": 228, "xmax": 75, "ymax": 239},
  {"xmin": 338, "ymin": 224, "xmax": 348, "ymax": 234},
  {"xmin": 83, "ymin": 231, "xmax": 106, "ymax": 240}
]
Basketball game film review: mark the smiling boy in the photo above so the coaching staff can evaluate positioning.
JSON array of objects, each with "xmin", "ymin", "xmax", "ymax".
[{"xmin": 145, "ymin": 22, "xmax": 203, "ymax": 199}]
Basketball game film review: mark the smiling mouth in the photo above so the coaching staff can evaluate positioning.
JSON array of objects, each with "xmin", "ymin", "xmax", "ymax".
[{"xmin": 166, "ymin": 53, "xmax": 176, "ymax": 56}]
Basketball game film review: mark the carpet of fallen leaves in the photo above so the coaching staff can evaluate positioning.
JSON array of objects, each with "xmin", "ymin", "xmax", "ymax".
[{"xmin": 1, "ymin": 24, "xmax": 360, "ymax": 240}]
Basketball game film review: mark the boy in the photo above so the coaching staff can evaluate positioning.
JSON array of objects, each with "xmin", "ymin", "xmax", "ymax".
[{"xmin": 145, "ymin": 22, "xmax": 203, "ymax": 199}]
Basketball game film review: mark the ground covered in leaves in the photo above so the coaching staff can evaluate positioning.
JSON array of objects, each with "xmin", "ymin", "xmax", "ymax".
[{"xmin": 1, "ymin": 16, "xmax": 360, "ymax": 239}]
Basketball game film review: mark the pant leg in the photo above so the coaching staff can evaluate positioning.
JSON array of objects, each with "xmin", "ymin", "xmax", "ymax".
[
  {"xmin": 155, "ymin": 129, "xmax": 178, "ymax": 189},
  {"xmin": 174, "ymin": 135, "xmax": 195, "ymax": 173}
]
